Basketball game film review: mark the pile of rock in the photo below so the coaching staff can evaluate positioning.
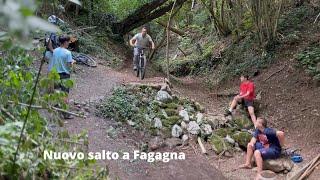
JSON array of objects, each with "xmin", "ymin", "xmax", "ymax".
[{"xmin": 145, "ymin": 87, "xmax": 256, "ymax": 155}]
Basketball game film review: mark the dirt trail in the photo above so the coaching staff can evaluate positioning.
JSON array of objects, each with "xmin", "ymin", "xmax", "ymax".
[{"xmin": 64, "ymin": 62, "xmax": 225, "ymax": 180}]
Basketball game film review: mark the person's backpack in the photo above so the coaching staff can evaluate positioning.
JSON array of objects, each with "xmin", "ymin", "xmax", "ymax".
[{"xmin": 44, "ymin": 33, "xmax": 60, "ymax": 51}]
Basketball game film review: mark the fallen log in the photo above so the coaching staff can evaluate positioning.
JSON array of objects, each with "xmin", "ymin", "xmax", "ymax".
[
  {"xmin": 1, "ymin": 107, "xmax": 16, "ymax": 121},
  {"xmin": 264, "ymin": 65, "xmax": 286, "ymax": 81},
  {"xmin": 8, "ymin": 101, "xmax": 85, "ymax": 118},
  {"xmin": 197, "ymin": 137, "xmax": 207, "ymax": 154},
  {"xmin": 156, "ymin": 21, "xmax": 185, "ymax": 36},
  {"xmin": 209, "ymin": 92, "xmax": 238, "ymax": 97},
  {"xmin": 126, "ymin": 78, "xmax": 172, "ymax": 89}
]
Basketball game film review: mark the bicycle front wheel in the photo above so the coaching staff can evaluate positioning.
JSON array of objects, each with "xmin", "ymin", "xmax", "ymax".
[{"xmin": 139, "ymin": 57, "xmax": 146, "ymax": 80}]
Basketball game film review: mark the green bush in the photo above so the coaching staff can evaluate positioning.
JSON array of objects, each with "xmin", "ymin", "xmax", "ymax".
[
  {"xmin": 296, "ymin": 45, "xmax": 320, "ymax": 81},
  {"xmin": 96, "ymin": 86, "xmax": 142, "ymax": 122},
  {"xmin": 278, "ymin": 5, "xmax": 315, "ymax": 34}
]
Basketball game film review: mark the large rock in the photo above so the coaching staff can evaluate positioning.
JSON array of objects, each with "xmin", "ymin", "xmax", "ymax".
[
  {"xmin": 200, "ymin": 124, "xmax": 213, "ymax": 136},
  {"xmin": 205, "ymin": 114, "xmax": 230, "ymax": 129},
  {"xmin": 196, "ymin": 113, "xmax": 204, "ymax": 125},
  {"xmin": 257, "ymin": 157, "xmax": 294, "ymax": 173},
  {"xmin": 231, "ymin": 131, "xmax": 252, "ymax": 148},
  {"xmin": 209, "ymin": 134, "xmax": 232, "ymax": 154},
  {"xmin": 156, "ymin": 90, "xmax": 173, "ymax": 103},
  {"xmin": 165, "ymin": 137, "xmax": 182, "ymax": 149},
  {"xmin": 182, "ymin": 134, "xmax": 189, "ymax": 145},
  {"xmin": 187, "ymin": 121, "xmax": 201, "ymax": 135},
  {"xmin": 224, "ymin": 135, "xmax": 235, "ymax": 145},
  {"xmin": 154, "ymin": 118, "xmax": 162, "ymax": 129},
  {"xmin": 179, "ymin": 109, "xmax": 190, "ymax": 122},
  {"xmin": 149, "ymin": 136, "xmax": 165, "ymax": 151},
  {"xmin": 194, "ymin": 102, "xmax": 205, "ymax": 113},
  {"xmin": 171, "ymin": 124, "xmax": 183, "ymax": 138},
  {"xmin": 180, "ymin": 121, "xmax": 188, "ymax": 130}
]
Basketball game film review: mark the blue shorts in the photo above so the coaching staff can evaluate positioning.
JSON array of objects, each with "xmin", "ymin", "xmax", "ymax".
[{"xmin": 254, "ymin": 142, "xmax": 281, "ymax": 160}]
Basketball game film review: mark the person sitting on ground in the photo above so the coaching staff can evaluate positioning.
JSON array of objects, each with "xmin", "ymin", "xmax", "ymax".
[
  {"xmin": 129, "ymin": 26, "xmax": 155, "ymax": 71},
  {"xmin": 239, "ymin": 117, "xmax": 285, "ymax": 180},
  {"xmin": 224, "ymin": 74, "xmax": 257, "ymax": 126},
  {"xmin": 49, "ymin": 35, "xmax": 75, "ymax": 119}
]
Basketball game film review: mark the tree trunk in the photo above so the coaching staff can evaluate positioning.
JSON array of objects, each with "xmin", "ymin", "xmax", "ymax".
[
  {"xmin": 112, "ymin": 0, "xmax": 187, "ymax": 35},
  {"xmin": 156, "ymin": 21, "xmax": 185, "ymax": 36}
]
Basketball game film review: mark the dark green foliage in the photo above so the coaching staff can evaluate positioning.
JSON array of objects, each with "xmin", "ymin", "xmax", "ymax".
[
  {"xmin": 0, "ymin": 43, "xmax": 105, "ymax": 178},
  {"xmin": 278, "ymin": 5, "xmax": 315, "ymax": 34},
  {"xmin": 96, "ymin": 85, "xmax": 161, "ymax": 130},
  {"xmin": 232, "ymin": 131, "xmax": 252, "ymax": 148},
  {"xmin": 209, "ymin": 134, "xmax": 232, "ymax": 154},
  {"xmin": 164, "ymin": 108, "xmax": 178, "ymax": 116},
  {"xmin": 163, "ymin": 116, "xmax": 181, "ymax": 127},
  {"xmin": 296, "ymin": 44, "xmax": 320, "ymax": 81},
  {"xmin": 96, "ymin": 86, "xmax": 146, "ymax": 122},
  {"xmin": 213, "ymin": 128, "xmax": 236, "ymax": 138}
]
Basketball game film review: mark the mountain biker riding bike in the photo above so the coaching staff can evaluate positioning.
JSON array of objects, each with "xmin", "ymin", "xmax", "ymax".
[{"xmin": 129, "ymin": 27, "xmax": 155, "ymax": 71}]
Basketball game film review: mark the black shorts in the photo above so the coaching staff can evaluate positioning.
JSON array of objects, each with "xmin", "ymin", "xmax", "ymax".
[
  {"xmin": 238, "ymin": 99, "xmax": 253, "ymax": 107},
  {"xmin": 54, "ymin": 73, "xmax": 70, "ymax": 93}
]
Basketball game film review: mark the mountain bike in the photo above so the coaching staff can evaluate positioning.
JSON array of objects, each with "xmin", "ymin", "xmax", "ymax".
[
  {"xmin": 72, "ymin": 52, "xmax": 97, "ymax": 67},
  {"xmin": 134, "ymin": 47, "xmax": 147, "ymax": 80}
]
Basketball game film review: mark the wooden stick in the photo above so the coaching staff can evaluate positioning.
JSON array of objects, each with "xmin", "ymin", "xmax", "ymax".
[
  {"xmin": 298, "ymin": 154, "xmax": 320, "ymax": 180},
  {"xmin": 8, "ymin": 101, "xmax": 85, "ymax": 118},
  {"xmin": 289, "ymin": 154, "xmax": 320, "ymax": 180},
  {"xmin": 1, "ymin": 107, "xmax": 16, "ymax": 121},
  {"xmin": 263, "ymin": 65, "xmax": 286, "ymax": 81},
  {"xmin": 301, "ymin": 161, "xmax": 320, "ymax": 180},
  {"xmin": 177, "ymin": 46, "xmax": 187, "ymax": 57},
  {"xmin": 209, "ymin": 92, "xmax": 237, "ymax": 97},
  {"xmin": 197, "ymin": 137, "xmax": 207, "ymax": 154},
  {"xmin": 314, "ymin": 12, "xmax": 320, "ymax": 24}
]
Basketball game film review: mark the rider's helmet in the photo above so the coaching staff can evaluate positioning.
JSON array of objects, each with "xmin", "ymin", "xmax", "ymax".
[
  {"xmin": 48, "ymin": 15, "xmax": 65, "ymax": 25},
  {"xmin": 48, "ymin": 15, "xmax": 58, "ymax": 25}
]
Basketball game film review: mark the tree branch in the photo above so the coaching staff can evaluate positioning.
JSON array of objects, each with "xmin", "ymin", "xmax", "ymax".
[
  {"xmin": 8, "ymin": 101, "xmax": 86, "ymax": 118},
  {"xmin": 112, "ymin": 0, "xmax": 187, "ymax": 35}
]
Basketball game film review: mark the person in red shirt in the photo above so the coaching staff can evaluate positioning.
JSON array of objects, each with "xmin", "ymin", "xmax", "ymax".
[{"xmin": 225, "ymin": 74, "xmax": 257, "ymax": 126}]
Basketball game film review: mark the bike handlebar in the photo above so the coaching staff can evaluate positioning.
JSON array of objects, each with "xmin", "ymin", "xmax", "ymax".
[{"xmin": 134, "ymin": 46, "xmax": 150, "ymax": 50}]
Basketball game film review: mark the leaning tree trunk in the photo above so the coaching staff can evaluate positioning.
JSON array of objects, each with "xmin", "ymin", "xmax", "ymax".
[{"xmin": 111, "ymin": 0, "xmax": 187, "ymax": 35}]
